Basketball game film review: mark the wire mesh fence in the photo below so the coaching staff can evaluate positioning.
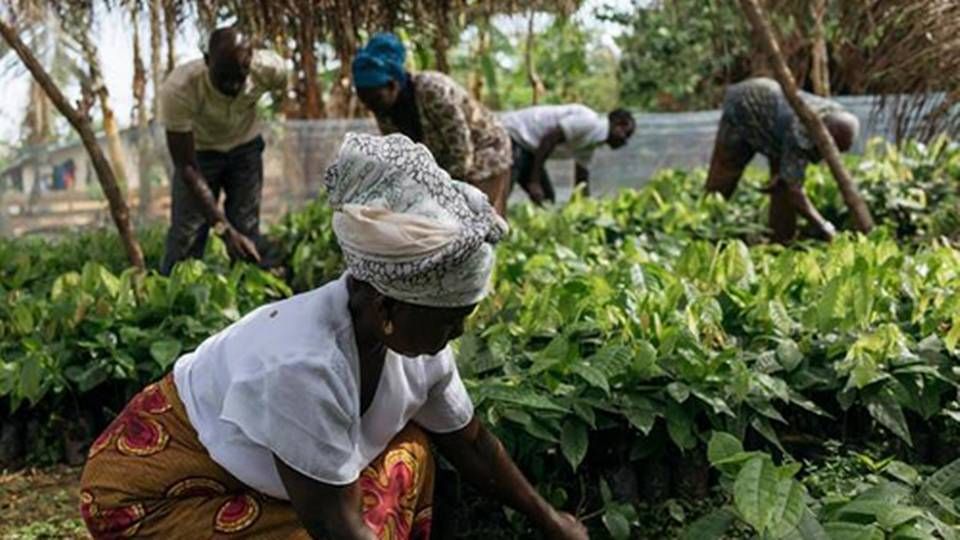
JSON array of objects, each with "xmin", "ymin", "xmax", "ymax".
[{"xmin": 0, "ymin": 94, "xmax": 950, "ymax": 237}]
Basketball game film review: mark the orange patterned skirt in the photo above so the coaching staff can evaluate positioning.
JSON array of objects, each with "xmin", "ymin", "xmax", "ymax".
[{"xmin": 79, "ymin": 374, "xmax": 434, "ymax": 539}]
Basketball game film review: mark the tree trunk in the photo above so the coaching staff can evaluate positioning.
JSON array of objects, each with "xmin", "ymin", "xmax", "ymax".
[
  {"xmin": 296, "ymin": 0, "xmax": 324, "ymax": 119},
  {"xmin": 525, "ymin": 11, "xmax": 545, "ymax": 105},
  {"xmin": 469, "ymin": 24, "xmax": 484, "ymax": 101},
  {"xmin": 478, "ymin": 16, "xmax": 500, "ymax": 110},
  {"xmin": 133, "ymin": 5, "xmax": 152, "ymax": 221},
  {"xmin": 739, "ymin": 0, "xmax": 874, "ymax": 233},
  {"xmin": 71, "ymin": 19, "xmax": 131, "ymax": 196},
  {"xmin": 24, "ymin": 80, "xmax": 54, "ymax": 145},
  {"xmin": 431, "ymin": 0, "xmax": 451, "ymax": 73},
  {"xmin": 0, "ymin": 18, "xmax": 145, "ymax": 269},
  {"xmin": 163, "ymin": 0, "xmax": 176, "ymax": 75},
  {"xmin": 809, "ymin": 0, "xmax": 830, "ymax": 96},
  {"xmin": 328, "ymin": 0, "xmax": 358, "ymax": 118},
  {"xmin": 149, "ymin": 0, "xmax": 163, "ymax": 117}
]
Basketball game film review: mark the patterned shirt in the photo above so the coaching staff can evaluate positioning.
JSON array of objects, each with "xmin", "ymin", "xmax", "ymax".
[
  {"xmin": 376, "ymin": 71, "xmax": 512, "ymax": 186},
  {"xmin": 159, "ymin": 50, "xmax": 288, "ymax": 151},
  {"xmin": 722, "ymin": 77, "xmax": 845, "ymax": 184}
]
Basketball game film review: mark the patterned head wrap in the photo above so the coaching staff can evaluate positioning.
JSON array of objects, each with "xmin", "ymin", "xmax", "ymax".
[
  {"xmin": 352, "ymin": 33, "xmax": 407, "ymax": 89},
  {"xmin": 325, "ymin": 133, "xmax": 508, "ymax": 307}
]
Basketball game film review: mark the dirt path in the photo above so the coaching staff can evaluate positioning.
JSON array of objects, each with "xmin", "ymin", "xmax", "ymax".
[{"xmin": 0, "ymin": 466, "xmax": 88, "ymax": 540}]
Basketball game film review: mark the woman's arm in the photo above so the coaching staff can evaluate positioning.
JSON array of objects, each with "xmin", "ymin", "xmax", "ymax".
[
  {"xmin": 430, "ymin": 417, "xmax": 588, "ymax": 540},
  {"xmin": 273, "ymin": 454, "xmax": 376, "ymax": 540}
]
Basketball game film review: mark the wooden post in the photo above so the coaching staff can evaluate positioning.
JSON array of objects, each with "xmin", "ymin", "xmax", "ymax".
[
  {"xmin": 0, "ymin": 18, "xmax": 145, "ymax": 269},
  {"xmin": 738, "ymin": 0, "xmax": 874, "ymax": 233}
]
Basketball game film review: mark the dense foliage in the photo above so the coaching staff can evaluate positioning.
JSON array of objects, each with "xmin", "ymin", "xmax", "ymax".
[{"xmin": 1, "ymin": 139, "xmax": 959, "ymax": 537}]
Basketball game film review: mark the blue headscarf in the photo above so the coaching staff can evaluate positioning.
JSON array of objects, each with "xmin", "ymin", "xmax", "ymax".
[{"xmin": 352, "ymin": 33, "xmax": 407, "ymax": 89}]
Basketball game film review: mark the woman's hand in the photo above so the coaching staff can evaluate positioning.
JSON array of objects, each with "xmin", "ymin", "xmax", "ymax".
[
  {"xmin": 431, "ymin": 419, "xmax": 590, "ymax": 540},
  {"xmin": 541, "ymin": 510, "xmax": 589, "ymax": 540}
]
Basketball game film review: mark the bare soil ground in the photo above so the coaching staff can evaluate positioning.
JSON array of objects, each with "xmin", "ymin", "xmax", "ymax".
[{"xmin": 0, "ymin": 466, "xmax": 88, "ymax": 540}]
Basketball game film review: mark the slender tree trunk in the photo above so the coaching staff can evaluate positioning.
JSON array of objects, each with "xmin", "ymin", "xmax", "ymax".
[
  {"xmin": 525, "ymin": 11, "xmax": 545, "ymax": 105},
  {"xmin": 24, "ymin": 80, "xmax": 53, "ymax": 145},
  {"xmin": 0, "ymin": 19, "xmax": 145, "ymax": 268},
  {"xmin": 810, "ymin": 0, "xmax": 830, "ymax": 96},
  {"xmin": 739, "ymin": 0, "xmax": 874, "ymax": 233},
  {"xmin": 71, "ymin": 18, "xmax": 131, "ymax": 196},
  {"xmin": 133, "ymin": 6, "xmax": 153, "ymax": 221},
  {"xmin": 469, "ymin": 24, "xmax": 484, "ymax": 100},
  {"xmin": 478, "ymin": 16, "xmax": 500, "ymax": 109},
  {"xmin": 163, "ymin": 0, "xmax": 176, "ymax": 75},
  {"xmin": 296, "ymin": 0, "xmax": 323, "ymax": 119},
  {"xmin": 431, "ymin": 0, "xmax": 450, "ymax": 73},
  {"xmin": 149, "ymin": 0, "xmax": 163, "ymax": 117},
  {"xmin": 328, "ymin": 0, "xmax": 358, "ymax": 117}
]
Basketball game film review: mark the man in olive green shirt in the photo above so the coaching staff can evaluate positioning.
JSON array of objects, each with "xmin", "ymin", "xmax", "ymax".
[{"xmin": 158, "ymin": 27, "xmax": 288, "ymax": 274}]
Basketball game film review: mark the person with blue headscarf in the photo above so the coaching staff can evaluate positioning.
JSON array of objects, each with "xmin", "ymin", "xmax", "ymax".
[{"xmin": 353, "ymin": 33, "xmax": 513, "ymax": 216}]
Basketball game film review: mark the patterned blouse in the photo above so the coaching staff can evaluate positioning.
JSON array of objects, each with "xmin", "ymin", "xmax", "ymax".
[
  {"xmin": 376, "ymin": 71, "xmax": 512, "ymax": 186},
  {"xmin": 721, "ymin": 77, "xmax": 846, "ymax": 185}
]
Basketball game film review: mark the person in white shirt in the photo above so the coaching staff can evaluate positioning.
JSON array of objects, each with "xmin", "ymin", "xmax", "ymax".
[
  {"xmin": 79, "ymin": 133, "xmax": 588, "ymax": 540},
  {"xmin": 502, "ymin": 104, "xmax": 635, "ymax": 204}
]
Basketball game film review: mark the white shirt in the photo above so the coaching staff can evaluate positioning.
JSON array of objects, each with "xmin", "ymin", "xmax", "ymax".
[
  {"xmin": 172, "ymin": 273, "xmax": 474, "ymax": 499},
  {"xmin": 501, "ymin": 104, "xmax": 609, "ymax": 167},
  {"xmin": 159, "ymin": 50, "xmax": 288, "ymax": 151}
]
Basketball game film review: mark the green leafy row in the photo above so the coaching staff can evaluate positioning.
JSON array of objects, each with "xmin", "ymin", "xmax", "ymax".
[{"xmin": 0, "ymin": 138, "xmax": 957, "ymax": 538}]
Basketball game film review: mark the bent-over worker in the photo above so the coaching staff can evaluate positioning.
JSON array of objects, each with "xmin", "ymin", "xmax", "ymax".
[
  {"xmin": 352, "ymin": 33, "xmax": 513, "ymax": 216},
  {"xmin": 158, "ymin": 27, "xmax": 288, "ymax": 274},
  {"xmin": 705, "ymin": 77, "xmax": 859, "ymax": 243},
  {"xmin": 501, "ymin": 104, "xmax": 635, "ymax": 204},
  {"xmin": 79, "ymin": 133, "xmax": 588, "ymax": 540}
]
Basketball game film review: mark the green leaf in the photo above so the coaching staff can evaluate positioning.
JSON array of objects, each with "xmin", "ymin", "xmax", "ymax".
[
  {"xmin": 667, "ymin": 381, "xmax": 690, "ymax": 403},
  {"xmin": 945, "ymin": 319, "xmax": 960, "ymax": 354},
  {"xmin": 707, "ymin": 432, "xmax": 743, "ymax": 466},
  {"xmin": 682, "ymin": 508, "xmax": 735, "ymax": 540},
  {"xmin": 884, "ymin": 461, "xmax": 921, "ymax": 486},
  {"xmin": 18, "ymin": 356, "xmax": 44, "ymax": 405},
  {"xmin": 150, "ymin": 339, "xmax": 183, "ymax": 369},
  {"xmin": 522, "ymin": 418, "xmax": 560, "ymax": 443},
  {"xmin": 779, "ymin": 508, "xmax": 830, "ymax": 540},
  {"xmin": 666, "ymin": 401, "xmax": 697, "ymax": 450},
  {"xmin": 822, "ymin": 522, "xmax": 884, "ymax": 540},
  {"xmin": 666, "ymin": 499, "xmax": 686, "ymax": 523},
  {"xmin": 624, "ymin": 408, "xmax": 656, "ymax": 435},
  {"xmin": 572, "ymin": 401, "xmax": 596, "ymax": 428},
  {"xmin": 921, "ymin": 457, "xmax": 960, "ymax": 501},
  {"xmin": 865, "ymin": 391, "xmax": 913, "ymax": 446},
  {"xmin": 877, "ymin": 506, "xmax": 925, "ymax": 530},
  {"xmin": 571, "ymin": 363, "xmax": 610, "ymax": 394},
  {"xmin": 500, "ymin": 408, "xmax": 532, "ymax": 427},
  {"xmin": 561, "ymin": 420, "xmax": 588, "ymax": 471},
  {"xmin": 479, "ymin": 384, "xmax": 567, "ymax": 413},
  {"xmin": 602, "ymin": 508, "xmax": 631, "ymax": 540},
  {"xmin": 531, "ymin": 334, "xmax": 569, "ymax": 374},
  {"xmin": 777, "ymin": 339, "xmax": 803, "ymax": 371},
  {"xmin": 734, "ymin": 456, "xmax": 779, "ymax": 533},
  {"xmin": 600, "ymin": 478, "xmax": 613, "ymax": 504},
  {"xmin": 631, "ymin": 340, "xmax": 661, "ymax": 378},
  {"xmin": 750, "ymin": 416, "xmax": 785, "ymax": 452},
  {"xmin": 12, "ymin": 303, "xmax": 37, "ymax": 335},
  {"xmin": 768, "ymin": 477, "xmax": 809, "ymax": 538}
]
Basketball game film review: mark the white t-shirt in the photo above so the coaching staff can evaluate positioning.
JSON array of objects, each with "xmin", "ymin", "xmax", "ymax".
[
  {"xmin": 172, "ymin": 273, "xmax": 474, "ymax": 499},
  {"xmin": 501, "ymin": 104, "xmax": 609, "ymax": 166}
]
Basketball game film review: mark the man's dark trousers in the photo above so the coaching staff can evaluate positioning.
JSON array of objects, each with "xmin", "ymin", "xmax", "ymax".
[{"xmin": 160, "ymin": 136, "xmax": 265, "ymax": 275}]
